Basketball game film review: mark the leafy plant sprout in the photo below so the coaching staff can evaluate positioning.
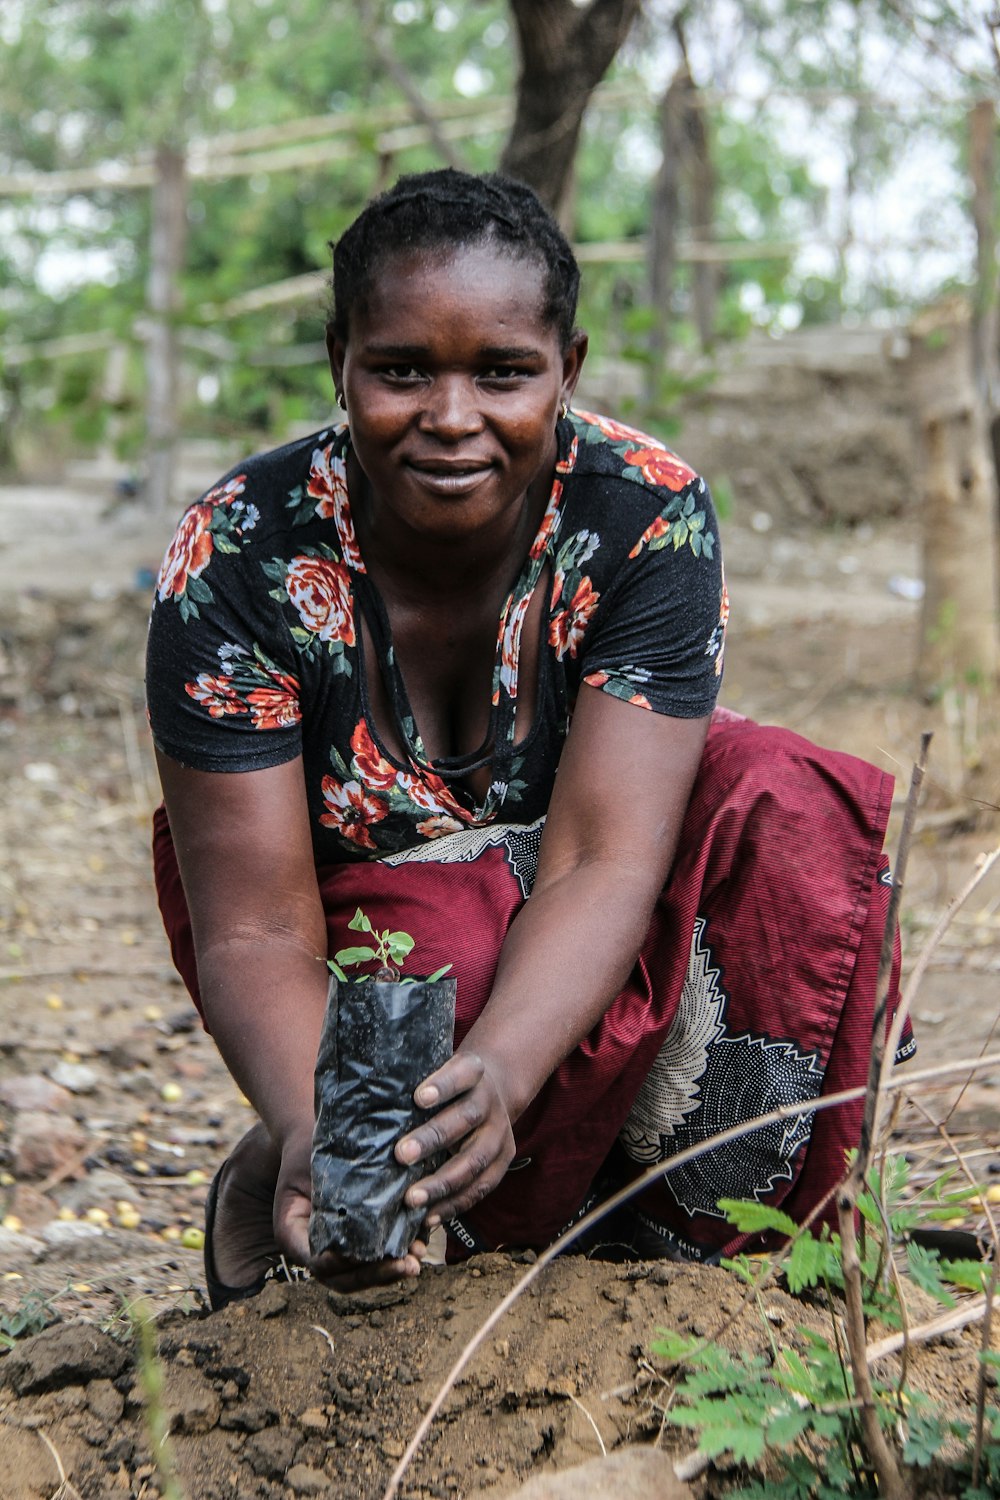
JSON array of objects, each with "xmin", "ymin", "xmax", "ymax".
[{"xmin": 327, "ymin": 907, "xmax": 452, "ymax": 986}]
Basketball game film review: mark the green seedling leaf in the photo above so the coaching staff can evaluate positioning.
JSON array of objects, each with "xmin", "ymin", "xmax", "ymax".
[
  {"xmin": 426, "ymin": 964, "xmax": 453, "ymax": 982},
  {"xmin": 765, "ymin": 1406, "xmax": 812, "ymax": 1448},
  {"xmin": 718, "ymin": 1198, "xmax": 798, "ymax": 1237},
  {"xmin": 651, "ymin": 1328, "xmax": 702, "ymax": 1364},
  {"xmin": 327, "ymin": 960, "xmax": 348, "ymax": 983},
  {"xmin": 939, "ymin": 1257, "xmax": 989, "ymax": 1293},
  {"xmin": 348, "ymin": 908, "xmax": 373, "ymax": 933},
  {"xmin": 386, "ymin": 931, "xmax": 415, "ymax": 963},
  {"xmin": 334, "ymin": 945, "xmax": 377, "ymax": 968},
  {"xmin": 786, "ymin": 1231, "xmax": 831, "ymax": 1293}
]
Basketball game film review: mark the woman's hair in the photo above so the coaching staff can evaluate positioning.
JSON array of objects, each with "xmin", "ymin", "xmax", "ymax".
[{"xmin": 329, "ymin": 168, "xmax": 581, "ymax": 351}]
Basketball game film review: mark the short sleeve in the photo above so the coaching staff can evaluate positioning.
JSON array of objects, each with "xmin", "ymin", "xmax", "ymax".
[
  {"xmin": 145, "ymin": 496, "xmax": 303, "ymax": 773},
  {"xmin": 577, "ymin": 476, "xmax": 727, "ymax": 718}
]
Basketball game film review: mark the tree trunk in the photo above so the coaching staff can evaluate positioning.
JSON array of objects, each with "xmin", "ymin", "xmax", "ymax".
[
  {"xmin": 501, "ymin": 0, "xmax": 641, "ymax": 222},
  {"xmin": 970, "ymin": 99, "xmax": 998, "ymax": 410},
  {"xmin": 646, "ymin": 64, "xmax": 686, "ymax": 393},
  {"xmin": 685, "ymin": 74, "xmax": 716, "ymax": 354},
  {"xmin": 144, "ymin": 143, "xmax": 187, "ymax": 513},
  {"xmin": 905, "ymin": 299, "xmax": 1000, "ymax": 708}
]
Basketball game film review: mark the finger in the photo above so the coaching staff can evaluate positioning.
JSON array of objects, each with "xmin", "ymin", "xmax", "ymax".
[
  {"xmin": 406, "ymin": 1126, "xmax": 513, "ymax": 1212},
  {"xmin": 412, "ymin": 1050, "xmax": 486, "ymax": 1111},
  {"xmin": 396, "ymin": 1089, "xmax": 490, "ymax": 1166},
  {"xmin": 273, "ymin": 1187, "xmax": 314, "ymax": 1268},
  {"xmin": 311, "ymin": 1250, "xmax": 422, "ymax": 1291}
]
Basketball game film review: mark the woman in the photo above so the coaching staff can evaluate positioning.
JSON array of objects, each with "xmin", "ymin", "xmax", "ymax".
[{"xmin": 147, "ymin": 169, "xmax": 910, "ymax": 1306}]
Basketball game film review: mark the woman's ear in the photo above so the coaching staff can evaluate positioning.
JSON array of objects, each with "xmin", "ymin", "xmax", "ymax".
[
  {"xmin": 326, "ymin": 330, "xmax": 346, "ymax": 394},
  {"xmin": 561, "ymin": 329, "xmax": 588, "ymax": 405}
]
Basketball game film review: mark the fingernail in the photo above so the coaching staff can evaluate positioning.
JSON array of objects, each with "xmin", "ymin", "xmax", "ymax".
[
  {"xmin": 417, "ymin": 1085, "xmax": 439, "ymax": 1107},
  {"xmin": 397, "ymin": 1139, "xmax": 419, "ymax": 1163},
  {"xmin": 408, "ymin": 1187, "xmax": 428, "ymax": 1208},
  {"xmin": 425, "ymin": 1213, "xmax": 441, "ymax": 1230}
]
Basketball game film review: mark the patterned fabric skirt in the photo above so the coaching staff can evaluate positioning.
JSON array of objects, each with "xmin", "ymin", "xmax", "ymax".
[{"xmin": 152, "ymin": 708, "xmax": 913, "ymax": 1264}]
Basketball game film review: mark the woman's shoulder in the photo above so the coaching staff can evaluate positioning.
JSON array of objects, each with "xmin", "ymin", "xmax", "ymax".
[
  {"xmin": 564, "ymin": 408, "xmax": 703, "ymax": 497},
  {"xmin": 177, "ymin": 423, "xmax": 349, "ymax": 539},
  {"xmin": 558, "ymin": 409, "xmax": 718, "ymax": 567}
]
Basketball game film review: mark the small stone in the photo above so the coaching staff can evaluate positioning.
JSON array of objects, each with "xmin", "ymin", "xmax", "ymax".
[
  {"xmin": 163, "ymin": 1369, "xmax": 221, "ymax": 1435},
  {"xmin": 48, "ymin": 1061, "xmax": 99, "ymax": 1095},
  {"xmin": 0, "ymin": 1225, "xmax": 45, "ymax": 1257},
  {"xmin": 256, "ymin": 1280, "xmax": 289, "ymax": 1318},
  {"xmin": 286, "ymin": 1465, "xmax": 329, "ymax": 1495},
  {"xmin": 86, "ymin": 1379, "xmax": 125, "ymax": 1424},
  {"xmin": 1, "ymin": 1320, "xmax": 130, "ymax": 1395},
  {"xmin": 245, "ymin": 1426, "xmax": 301, "ymax": 1479},
  {"xmin": 0, "ymin": 1075, "xmax": 74, "ymax": 1113},
  {"xmin": 381, "ymin": 1437, "xmax": 405, "ymax": 1459},
  {"xmin": 297, "ymin": 1408, "xmax": 328, "ymax": 1434},
  {"xmin": 60, "ymin": 1169, "xmax": 137, "ymax": 1213},
  {"xmin": 41, "ymin": 1220, "xmax": 105, "ymax": 1250},
  {"xmin": 493, "ymin": 1447, "xmax": 694, "ymax": 1499},
  {"xmin": 11, "ymin": 1111, "xmax": 87, "ymax": 1181}
]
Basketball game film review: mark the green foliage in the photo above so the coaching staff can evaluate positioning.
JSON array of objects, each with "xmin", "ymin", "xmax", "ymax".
[
  {"xmin": 653, "ymin": 1157, "xmax": 999, "ymax": 1496},
  {"xmin": 328, "ymin": 906, "xmax": 451, "ymax": 985},
  {"xmin": 0, "ymin": 1288, "xmax": 58, "ymax": 1349}
]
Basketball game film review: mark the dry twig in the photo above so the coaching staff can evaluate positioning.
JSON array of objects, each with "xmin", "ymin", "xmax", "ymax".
[{"xmin": 836, "ymin": 735, "xmax": 929, "ymax": 1500}]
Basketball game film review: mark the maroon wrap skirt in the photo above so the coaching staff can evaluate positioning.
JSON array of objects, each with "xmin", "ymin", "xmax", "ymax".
[{"xmin": 152, "ymin": 709, "xmax": 910, "ymax": 1263}]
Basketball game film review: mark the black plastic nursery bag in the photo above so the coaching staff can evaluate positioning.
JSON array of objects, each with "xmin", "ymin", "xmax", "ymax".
[{"xmin": 309, "ymin": 974, "xmax": 457, "ymax": 1263}]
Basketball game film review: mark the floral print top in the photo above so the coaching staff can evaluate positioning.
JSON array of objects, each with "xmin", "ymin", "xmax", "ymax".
[{"xmin": 146, "ymin": 410, "xmax": 728, "ymax": 863}]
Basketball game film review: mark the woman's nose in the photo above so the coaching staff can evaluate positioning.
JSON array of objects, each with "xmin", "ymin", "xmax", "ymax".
[{"xmin": 418, "ymin": 377, "xmax": 483, "ymax": 438}]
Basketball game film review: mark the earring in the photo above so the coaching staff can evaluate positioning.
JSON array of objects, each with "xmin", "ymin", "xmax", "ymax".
[
  {"xmin": 560, "ymin": 401, "xmax": 569, "ymax": 420},
  {"xmin": 336, "ymin": 390, "xmax": 347, "ymax": 414}
]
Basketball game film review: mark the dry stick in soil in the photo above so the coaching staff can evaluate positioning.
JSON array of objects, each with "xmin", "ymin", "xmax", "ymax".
[
  {"xmin": 910, "ymin": 1097, "xmax": 1000, "ymax": 1490},
  {"xmin": 878, "ymin": 840, "xmax": 1000, "ymax": 1131},
  {"xmin": 382, "ymin": 1046, "xmax": 1000, "ymax": 1500},
  {"xmin": 834, "ymin": 734, "xmax": 929, "ymax": 1500}
]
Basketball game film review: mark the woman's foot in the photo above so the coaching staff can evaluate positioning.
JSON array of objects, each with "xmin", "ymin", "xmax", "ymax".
[{"xmin": 208, "ymin": 1122, "xmax": 283, "ymax": 1294}]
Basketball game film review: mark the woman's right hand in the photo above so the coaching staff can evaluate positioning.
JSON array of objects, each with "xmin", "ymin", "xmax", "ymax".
[{"xmin": 274, "ymin": 1125, "xmax": 426, "ymax": 1292}]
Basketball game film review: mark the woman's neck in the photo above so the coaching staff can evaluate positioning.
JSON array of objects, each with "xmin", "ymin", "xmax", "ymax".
[{"xmin": 347, "ymin": 453, "xmax": 552, "ymax": 605}]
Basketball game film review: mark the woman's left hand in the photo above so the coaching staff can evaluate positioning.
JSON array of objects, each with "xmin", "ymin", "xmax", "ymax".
[{"xmin": 396, "ymin": 1049, "xmax": 516, "ymax": 1226}]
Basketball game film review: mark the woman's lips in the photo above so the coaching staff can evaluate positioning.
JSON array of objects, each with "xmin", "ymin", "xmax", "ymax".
[{"xmin": 405, "ymin": 460, "xmax": 495, "ymax": 495}]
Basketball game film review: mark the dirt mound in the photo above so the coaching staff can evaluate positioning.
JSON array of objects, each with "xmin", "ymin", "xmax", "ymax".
[{"xmin": 0, "ymin": 1254, "xmax": 991, "ymax": 1500}]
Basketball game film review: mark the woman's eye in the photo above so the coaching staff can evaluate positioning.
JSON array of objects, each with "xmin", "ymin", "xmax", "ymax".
[
  {"xmin": 383, "ymin": 365, "xmax": 423, "ymax": 381},
  {"xmin": 482, "ymin": 366, "xmax": 523, "ymax": 382}
]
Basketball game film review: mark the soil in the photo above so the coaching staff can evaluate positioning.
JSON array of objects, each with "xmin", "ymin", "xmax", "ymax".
[{"xmin": 1, "ymin": 344, "xmax": 999, "ymax": 1499}]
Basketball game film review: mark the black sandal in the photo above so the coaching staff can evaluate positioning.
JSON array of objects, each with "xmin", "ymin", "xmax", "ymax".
[{"xmin": 203, "ymin": 1161, "xmax": 304, "ymax": 1311}]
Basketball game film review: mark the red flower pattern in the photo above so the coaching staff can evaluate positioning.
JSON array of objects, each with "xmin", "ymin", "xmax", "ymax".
[
  {"xmin": 621, "ymin": 445, "xmax": 696, "ymax": 493},
  {"xmin": 157, "ymin": 503, "xmax": 215, "ymax": 602},
  {"xmin": 184, "ymin": 673, "xmax": 243, "ymax": 718},
  {"xmin": 549, "ymin": 576, "xmax": 600, "ymax": 661},
  {"xmin": 416, "ymin": 813, "xmax": 466, "ymax": 838},
  {"xmin": 308, "ymin": 443, "xmax": 364, "ymax": 570},
  {"xmin": 529, "ymin": 480, "xmax": 562, "ymax": 560},
  {"xmin": 319, "ymin": 776, "xmax": 387, "ymax": 849},
  {"xmin": 350, "ymin": 720, "xmax": 398, "ymax": 791},
  {"xmin": 628, "ymin": 514, "xmax": 672, "ymax": 560},
  {"xmin": 499, "ymin": 591, "xmax": 533, "ymax": 697},
  {"xmin": 572, "ymin": 409, "xmax": 651, "ymax": 446},
  {"xmin": 397, "ymin": 767, "xmax": 469, "ymax": 822},
  {"xmin": 246, "ymin": 672, "xmax": 301, "ymax": 730},
  {"xmin": 286, "ymin": 554, "xmax": 356, "ymax": 645}
]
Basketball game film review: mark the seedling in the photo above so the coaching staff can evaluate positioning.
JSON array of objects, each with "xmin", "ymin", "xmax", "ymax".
[{"xmin": 327, "ymin": 908, "xmax": 452, "ymax": 985}]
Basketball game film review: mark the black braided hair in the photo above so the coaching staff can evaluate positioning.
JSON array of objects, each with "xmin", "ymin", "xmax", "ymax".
[{"xmin": 329, "ymin": 168, "xmax": 581, "ymax": 351}]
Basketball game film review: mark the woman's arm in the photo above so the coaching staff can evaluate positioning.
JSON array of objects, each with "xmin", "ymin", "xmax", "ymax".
[
  {"xmin": 155, "ymin": 750, "xmax": 421, "ymax": 1283},
  {"xmin": 397, "ymin": 685, "xmax": 710, "ymax": 1224}
]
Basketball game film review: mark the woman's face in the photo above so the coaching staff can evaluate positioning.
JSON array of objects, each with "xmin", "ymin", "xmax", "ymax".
[{"xmin": 328, "ymin": 243, "xmax": 586, "ymax": 546}]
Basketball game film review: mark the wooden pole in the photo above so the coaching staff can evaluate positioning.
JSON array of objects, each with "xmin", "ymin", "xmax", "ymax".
[
  {"xmin": 144, "ymin": 144, "xmax": 187, "ymax": 513},
  {"xmin": 970, "ymin": 98, "xmax": 998, "ymax": 410},
  {"xmin": 904, "ymin": 298, "xmax": 1000, "ymax": 702}
]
